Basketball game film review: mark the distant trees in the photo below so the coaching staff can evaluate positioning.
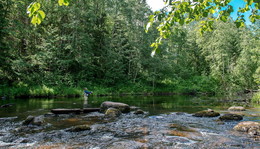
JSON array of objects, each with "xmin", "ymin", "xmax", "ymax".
[{"xmin": 0, "ymin": 0, "xmax": 259, "ymax": 94}]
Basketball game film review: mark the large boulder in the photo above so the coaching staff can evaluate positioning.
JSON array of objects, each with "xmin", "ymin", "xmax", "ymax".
[
  {"xmin": 219, "ymin": 114, "xmax": 243, "ymax": 121},
  {"xmin": 22, "ymin": 115, "xmax": 45, "ymax": 126},
  {"xmin": 105, "ymin": 108, "xmax": 121, "ymax": 117},
  {"xmin": 234, "ymin": 121, "xmax": 260, "ymax": 137},
  {"xmin": 228, "ymin": 106, "xmax": 246, "ymax": 111},
  {"xmin": 100, "ymin": 101, "xmax": 130, "ymax": 113},
  {"xmin": 192, "ymin": 109, "xmax": 220, "ymax": 117}
]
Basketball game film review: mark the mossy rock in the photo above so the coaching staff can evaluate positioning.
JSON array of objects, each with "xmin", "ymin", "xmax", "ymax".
[
  {"xmin": 192, "ymin": 109, "xmax": 220, "ymax": 117},
  {"xmin": 105, "ymin": 108, "xmax": 121, "ymax": 117},
  {"xmin": 69, "ymin": 125, "xmax": 91, "ymax": 132},
  {"xmin": 219, "ymin": 114, "xmax": 243, "ymax": 121}
]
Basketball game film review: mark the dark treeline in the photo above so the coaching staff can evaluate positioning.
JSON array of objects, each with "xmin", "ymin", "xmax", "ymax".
[{"xmin": 0, "ymin": 0, "xmax": 259, "ymax": 98}]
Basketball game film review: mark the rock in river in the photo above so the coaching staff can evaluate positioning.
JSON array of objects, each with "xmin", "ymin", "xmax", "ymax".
[
  {"xmin": 68, "ymin": 124, "xmax": 91, "ymax": 132},
  {"xmin": 105, "ymin": 108, "xmax": 121, "ymax": 117},
  {"xmin": 51, "ymin": 109, "xmax": 82, "ymax": 114},
  {"xmin": 22, "ymin": 115, "xmax": 45, "ymax": 126},
  {"xmin": 219, "ymin": 114, "xmax": 243, "ymax": 121},
  {"xmin": 100, "ymin": 101, "xmax": 130, "ymax": 113},
  {"xmin": 228, "ymin": 106, "xmax": 246, "ymax": 111},
  {"xmin": 234, "ymin": 121, "xmax": 260, "ymax": 138},
  {"xmin": 134, "ymin": 109, "xmax": 145, "ymax": 115},
  {"xmin": 192, "ymin": 109, "xmax": 220, "ymax": 117}
]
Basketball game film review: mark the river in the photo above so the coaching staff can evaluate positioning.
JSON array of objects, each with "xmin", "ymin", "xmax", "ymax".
[{"xmin": 0, "ymin": 95, "xmax": 259, "ymax": 148}]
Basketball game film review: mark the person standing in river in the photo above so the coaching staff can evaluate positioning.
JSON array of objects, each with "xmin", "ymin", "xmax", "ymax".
[
  {"xmin": 83, "ymin": 88, "xmax": 93, "ymax": 108},
  {"xmin": 84, "ymin": 88, "xmax": 93, "ymax": 97}
]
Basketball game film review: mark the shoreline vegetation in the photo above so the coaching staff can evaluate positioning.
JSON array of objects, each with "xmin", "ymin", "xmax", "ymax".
[{"xmin": 1, "ymin": 83, "xmax": 259, "ymax": 103}]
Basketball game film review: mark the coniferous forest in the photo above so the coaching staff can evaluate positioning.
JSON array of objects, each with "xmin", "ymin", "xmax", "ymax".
[{"xmin": 0, "ymin": 0, "xmax": 259, "ymax": 99}]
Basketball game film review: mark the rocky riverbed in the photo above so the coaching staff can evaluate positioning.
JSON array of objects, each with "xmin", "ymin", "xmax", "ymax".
[{"xmin": 0, "ymin": 105, "xmax": 259, "ymax": 149}]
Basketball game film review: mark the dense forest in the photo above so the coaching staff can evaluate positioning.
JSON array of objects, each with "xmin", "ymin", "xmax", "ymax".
[{"xmin": 0, "ymin": 0, "xmax": 259, "ymax": 99}]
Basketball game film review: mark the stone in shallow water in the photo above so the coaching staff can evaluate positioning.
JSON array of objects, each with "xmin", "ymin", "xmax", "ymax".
[
  {"xmin": 192, "ymin": 110, "xmax": 220, "ymax": 117},
  {"xmin": 22, "ymin": 115, "xmax": 45, "ymax": 126},
  {"xmin": 134, "ymin": 109, "xmax": 145, "ymax": 115},
  {"xmin": 106, "ymin": 141, "xmax": 145, "ymax": 149},
  {"xmin": 234, "ymin": 121, "xmax": 260, "ymax": 138},
  {"xmin": 219, "ymin": 114, "xmax": 243, "ymax": 121},
  {"xmin": 100, "ymin": 101, "xmax": 130, "ymax": 113},
  {"xmin": 105, "ymin": 108, "xmax": 121, "ymax": 117},
  {"xmin": 68, "ymin": 124, "xmax": 91, "ymax": 132},
  {"xmin": 228, "ymin": 106, "xmax": 246, "ymax": 111},
  {"xmin": 51, "ymin": 109, "xmax": 82, "ymax": 114}
]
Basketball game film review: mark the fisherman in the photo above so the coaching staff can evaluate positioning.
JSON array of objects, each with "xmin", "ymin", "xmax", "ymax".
[
  {"xmin": 83, "ymin": 88, "xmax": 93, "ymax": 108},
  {"xmin": 83, "ymin": 88, "xmax": 93, "ymax": 97}
]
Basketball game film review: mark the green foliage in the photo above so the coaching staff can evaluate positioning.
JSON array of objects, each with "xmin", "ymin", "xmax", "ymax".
[
  {"xmin": 252, "ymin": 92, "xmax": 260, "ymax": 103},
  {"xmin": 27, "ymin": 2, "xmax": 46, "ymax": 25},
  {"xmin": 147, "ymin": 0, "xmax": 260, "ymax": 53},
  {"xmin": 0, "ymin": 0, "xmax": 259, "ymax": 98}
]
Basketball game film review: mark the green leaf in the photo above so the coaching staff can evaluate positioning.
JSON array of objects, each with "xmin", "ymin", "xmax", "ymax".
[
  {"xmin": 58, "ymin": 0, "xmax": 70, "ymax": 6},
  {"xmin": 31, "ymin": 15, "xmax": 41, "ymax": 25},
  {"xmin": 220, "ymin": 15, "xmax": 228, "ymax": 22},
  {"xmin": 248, "ymin": 0, "xmax": 253, "ymax": 5},
  {"xmin": 58, "ymin": 0, "xmax": 64, "ymax": 6},
  {"xmin": 210, "ymin": 9, "xmax": 215, "ymax": 14},
  {"xmin": 38, "ymin": 10, "xmax": 46, "ymax": 20},
  {"xmin": 179, "ymin": 18, "xmax": 184, "ymax": 25}
]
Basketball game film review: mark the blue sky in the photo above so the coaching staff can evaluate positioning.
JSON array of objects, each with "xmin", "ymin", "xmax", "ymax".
[{"xmin": 147, "ymin": 0, "xmax": 252, "ymax": 25}]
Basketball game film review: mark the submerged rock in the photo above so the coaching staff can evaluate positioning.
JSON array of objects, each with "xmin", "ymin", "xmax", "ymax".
[
  {"xmin": 228, "ymin": 106, "xmax": 246, "ymax": 111},
  {"xmin": 192, "ymin": 109, "xmax": 220, "ymax": 117},
  {"xmin": 51, "ymin": 109, "xmax": 81, "ymax": 114},
  {"xmin": 0, "ymin": 103, "xmax": 15, "ymax": 108},
  {"xmin": 107, "ymin": 141, "xmax": 145, "ymax": 149},
  {"xmin": 219, "ymin": 114, "xmax": 243, "ymax": 121},
  {"xmin": 134, "ymin": 109, "xmax": 144, "ymax": 115},
  {"xmin": 22, "ymin": 115, "xmax": 45, "ymax": 126},
  {"xmin": 100, "ymin": 101, "xmax": 130, "ymax": 113},
  {"xmin": 130, "ymin": 106, "xmax": 140, "ymax": 111},
  {"xmin": 234, "ymin": 121, "xmax": 260, "ymax": 138},
  {"xmin": 68, "ymin": 124, "xmax": 91, "ymax": 132},
  {"xmin": 105, "ymin": 108, "xmax": 121, "ymax": 117}
]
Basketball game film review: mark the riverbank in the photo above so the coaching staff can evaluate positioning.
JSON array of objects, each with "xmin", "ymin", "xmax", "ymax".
[
  {"xmin": 0, "ymin": 82, "xmax": 216, "ymax": 99},
  {"xmin": 1, "ymin": 83, "xmax": 259, "ymax": 103}
]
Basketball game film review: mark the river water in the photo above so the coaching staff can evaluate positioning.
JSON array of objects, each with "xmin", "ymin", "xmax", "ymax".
[{"xmin": 0, "ymin": 95, "xmax": 259, "ymax": 148}]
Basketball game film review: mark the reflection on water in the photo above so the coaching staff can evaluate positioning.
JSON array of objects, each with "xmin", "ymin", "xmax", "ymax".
[{"xmin": 0, "ymin": 95, "xmax": 259, "ymax": 120}]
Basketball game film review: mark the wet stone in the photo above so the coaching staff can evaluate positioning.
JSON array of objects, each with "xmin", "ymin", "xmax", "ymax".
[
  {"xmin": 234, "ymin": 121, "xmax": 260, "ymax": 138},
  {"xmin": 22, "ymin": 115, "xmax": 45, "ymax": 126},
  {"xmin": 68, "ymin": 124, "xmax": 91, "ymax": 132},
  {"xmin": 192, "ymin": 109, "xmax": 220, "ymax": 117},
  {"xmin": 219, "ymin": 114, "xmax": 243, "ymax": 121},
  {"xmin": 133, "ymin": 109, "xmax": 144, "ymax": 115},
  {"xmin": 228, "ymin": 106, "xmax": 246, "ymax": 111},
  {"xmin": 100, "ymin": 101, "xmax": 130, "ymax": 113},
  {"xmin": 105, "ymin": 108, "xmax": 122, "ymax": 117},
  {"xmin": 107, "ymin": 141, "xmax": 145, "ymax": 149}
]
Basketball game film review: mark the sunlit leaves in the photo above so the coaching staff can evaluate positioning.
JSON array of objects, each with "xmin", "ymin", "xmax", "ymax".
[
  {"xmin": 58, "ymin": 0, "xmax": 70, "ymax": 6},
  {"xmin": 147, "ymin": 0, "xmax": 260, "ymax": 55},
  {"xmin": 27, "ymin": 0, "xmax": 71, "ymax": 25},
  {"xmin": 27, "ymin": 2, "xmax": 45, "ymax": 25}
]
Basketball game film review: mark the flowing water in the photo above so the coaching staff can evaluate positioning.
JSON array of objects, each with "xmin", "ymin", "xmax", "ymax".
[{"xmin": 0, "ymin": 95, "xmax": 259, "ymax": 148}]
